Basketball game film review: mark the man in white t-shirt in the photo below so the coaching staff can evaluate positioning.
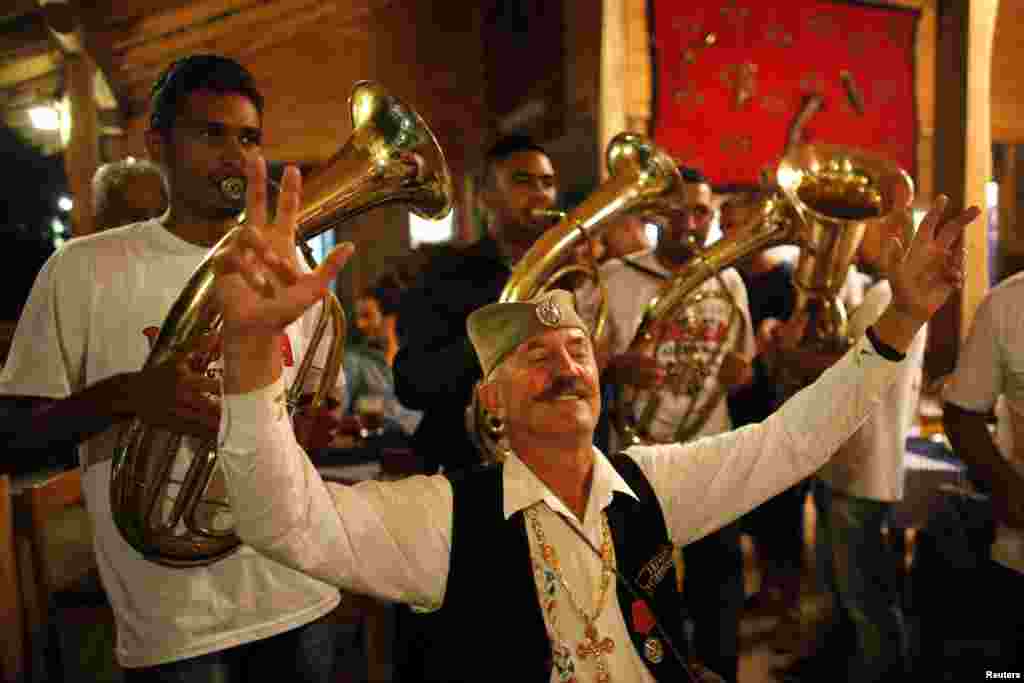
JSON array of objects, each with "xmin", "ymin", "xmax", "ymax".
[
  {"xmin": 581, "ymin": 167, "xmax": 754, "ymax": 683},
  {"xmin": 0, "ymin": 55, "xmax": 343, "ymax": 681},
  {"xmin": 942, "ymin": 271, "xmax": 1024, "ymax": 668}
]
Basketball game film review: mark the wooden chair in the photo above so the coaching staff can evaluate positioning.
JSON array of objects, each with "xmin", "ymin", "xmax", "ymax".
[
  {"xmin": 13, "ymin": 467, "xmax": 116, "ymax": 682},
  {"xmin": 0, "ymin": 474, "xmax": 26, "ymax": 682}
]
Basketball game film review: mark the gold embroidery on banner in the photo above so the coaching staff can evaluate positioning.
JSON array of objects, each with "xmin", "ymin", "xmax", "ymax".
[{"xmin": 637, "ymin": 544, "xmax": 674, "ymax": 595}]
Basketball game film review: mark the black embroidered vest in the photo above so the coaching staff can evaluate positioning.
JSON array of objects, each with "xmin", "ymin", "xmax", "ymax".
[{"xmin": 400, "ymin": 453, "xmax": 690, "ymax": 682}]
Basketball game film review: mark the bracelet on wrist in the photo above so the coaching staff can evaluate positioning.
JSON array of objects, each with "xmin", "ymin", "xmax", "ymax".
[{"xmin": 865, "ymin": 325, "xmax": 906, "ymax": 362}]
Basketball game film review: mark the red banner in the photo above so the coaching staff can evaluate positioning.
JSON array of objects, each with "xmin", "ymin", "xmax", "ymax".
[{"xmin": 651, "ymin": 0, "xmax": 918, "ymax": 187}]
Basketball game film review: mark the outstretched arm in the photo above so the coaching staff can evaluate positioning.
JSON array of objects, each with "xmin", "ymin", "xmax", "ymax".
[
  {"xmin": 634, "ymin": 194, "xmax": 980, "ymax": 544},
  {"xmin": 213, "ymin": 159, "xmax": 353, "ymax": 396}
]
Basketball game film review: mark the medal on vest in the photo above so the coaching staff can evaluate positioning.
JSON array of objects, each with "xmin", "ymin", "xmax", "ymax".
[
  {"xmin": 643, "ymin": 636, "xmax": 665, "ymax": 664},
  {"xmin": 631, "ymin": 599, "xmax": 655, "ymax": 636},
  {"xmin": 631, "ymin": 599, "xmax": 663, "ymax": 664}
]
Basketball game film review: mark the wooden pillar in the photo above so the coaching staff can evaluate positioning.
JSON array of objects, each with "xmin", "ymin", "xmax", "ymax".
[
  {"xmin": 997, "ymin": 144, "xmax": 1023, "ymax": 279},
  {"xmin": 63, "ymin": 54, "xmax": 101, "ymax": 237},
  {"xmin": 599, "ymin": 0, "xmax": 627, "ymax": 181},
  {"xmin": 926, "ymin": 0, "xmax": 998, "ymax": 380},
  {"xmin": 623, "ymin": 0, "xmax": 652, "ymax": 136},
  {"xmin": 915, "ymin": 2, "xmax": 937, "ymax": 203},
  {"xmin": 0, "ymin": 475, "xmax": 25, "ymax": 682}
]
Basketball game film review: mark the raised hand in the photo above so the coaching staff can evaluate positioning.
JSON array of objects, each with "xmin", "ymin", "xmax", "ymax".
[
  {"xmin": 887, "ymin": 194, "xmax": 979, "ymax": 324},
  {"xmin": 867, "ymin": 194, "xmax": 980, "ymax": 354},
  {"xmin": 213, "ymin": 155, "xmax": 354, "ymax": 339}
]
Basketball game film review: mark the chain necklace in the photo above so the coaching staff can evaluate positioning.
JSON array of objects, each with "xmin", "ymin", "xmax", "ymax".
[{"xmin": 526, "ymin": 505, "xmax": 617, "ymax": 683}]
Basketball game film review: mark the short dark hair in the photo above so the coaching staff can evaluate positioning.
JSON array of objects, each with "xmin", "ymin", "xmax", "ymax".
[
  {"xmin": 481, "ymin": 134, "xmax": 549, "ymax": 188},
  {"xmin": 678, "ymin": 165, "xmax": 708, "ymax": 184},
  {"xmin": 149, "ymin": 54, "xmax": 264, "ymax": 133}
]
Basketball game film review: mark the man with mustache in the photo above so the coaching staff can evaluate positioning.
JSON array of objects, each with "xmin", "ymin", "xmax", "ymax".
[
  {"xmin": 581, "ymin": 167, "xmax": 754, "ymax": 681},
  {"xmin": 0, "ymin": 55, "xmax": 342, "ymax": 681},
  {"xmin": 394, "ymin": 134, "xmax": 559, "ymax": 474},
  {"xmin": 209, "ymin": 153, "xmax": 976, "ymax": 683}
]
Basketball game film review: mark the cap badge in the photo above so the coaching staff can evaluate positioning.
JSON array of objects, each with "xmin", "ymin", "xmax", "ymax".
[
  {"xmin": 643, "ymin": 636, "xmax": 664, "ymax": 664},
  {"xmin": 536, "ymin": 297, "xmax": 562, "ymax": 327}
]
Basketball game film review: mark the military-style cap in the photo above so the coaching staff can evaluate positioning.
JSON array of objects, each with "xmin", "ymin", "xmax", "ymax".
[{"xmin": 467, "ymin": 289, "xmax": 588, "ymax": 379}]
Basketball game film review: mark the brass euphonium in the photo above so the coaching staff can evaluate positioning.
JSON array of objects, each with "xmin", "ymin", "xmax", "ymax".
[
  {"xmin": 469, "ymin": 132, "xmax": 683, "ymax": 459},
  {"xmin": 111, "ymin": 81, "xmax": 453, "ymax": 566},
  {"xmin": 614, "ymin": 142, "xmax": 914, "ymax": 445}
]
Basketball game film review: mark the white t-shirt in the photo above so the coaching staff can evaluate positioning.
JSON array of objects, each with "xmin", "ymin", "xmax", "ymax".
[
  {"xmin": 0, "ymin": 220, "xmax": 341, "ymax": 667},
  {"xmin": 817, "ymin": 280, "xmax": 927, "ymax": 502},
  {"xmin": 583, "ymin": 250, "xmax": 754, "ymax": 449},
  {"xmin": 943, "ymin": 271, "xmax": 1024, "ymax": 574}
]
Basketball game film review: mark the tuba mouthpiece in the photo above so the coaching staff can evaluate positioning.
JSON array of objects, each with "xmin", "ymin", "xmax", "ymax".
[{"xmin": 220, "ymin": 177, "xmax": 247, "ymax": 202}]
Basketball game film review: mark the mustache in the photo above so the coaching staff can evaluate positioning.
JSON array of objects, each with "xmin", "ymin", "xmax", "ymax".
[{"xmin": 536, "ymin": 375, "xmax": 592, "ymax": 402}]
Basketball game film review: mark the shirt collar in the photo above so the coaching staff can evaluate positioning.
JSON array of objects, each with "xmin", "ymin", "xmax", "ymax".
[{"xmin": 502, "ymin": 447, "xmax": 639, "ymax": 521}]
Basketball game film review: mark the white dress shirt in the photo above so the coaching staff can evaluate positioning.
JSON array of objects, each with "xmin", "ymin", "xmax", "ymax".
[{"xmin": 218, "ymin": 331, "xmax": 907, "ymax": 680}]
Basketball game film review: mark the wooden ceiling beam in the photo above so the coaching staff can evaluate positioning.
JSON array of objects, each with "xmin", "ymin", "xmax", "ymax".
[
  {"xmin": 0, "ymin": 52, "xmax": 59, "ymax": 89},
  {"xmin": 114, "ymin": 0, "xmax": 343, "ymax": 67},
  {"xmin": 33, "ymin": 3, "xmax": 127, "ymax": 117},
  {"xmin": 0, "ymin": 69, "xmax": 61, "ymax": 108},
  {"xmin": 113, "ymin": 5, "xmax": 376, "ymax": 108},
  {"xmin": 95, "ymin": 0, "xmax": 258, "ymax": 52},
  {"xmin": 86, "ymin": 0, "xmax": 196, "ymax": 28}
]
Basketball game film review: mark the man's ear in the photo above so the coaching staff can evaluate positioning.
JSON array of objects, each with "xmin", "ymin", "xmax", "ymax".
[
  {"xmin": 477, "ymin": 379, "xmax": 500, "ymax": 416},
  {"xmin": 144, "ymin": 128, "xmax": 166, "ymax": 165}
]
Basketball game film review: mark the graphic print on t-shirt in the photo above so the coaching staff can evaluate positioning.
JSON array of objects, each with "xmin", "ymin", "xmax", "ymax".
[{"xmin": 632, "ymin": 281, "xmax": 743, "ymax": 443}]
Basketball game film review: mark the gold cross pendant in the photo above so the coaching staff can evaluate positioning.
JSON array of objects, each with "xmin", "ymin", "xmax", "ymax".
[{"xmin": 576, "ymin": 622, "xmax": 615, "ymax": 660}]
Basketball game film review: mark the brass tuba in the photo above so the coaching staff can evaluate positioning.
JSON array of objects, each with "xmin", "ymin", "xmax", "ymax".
[
  {"xmin": 613, "ymin": 142, "xmax": 914, "ymax": 445},
  {"xmin": 111, "ymin": 81, "xmax": 453, "ymax": 566},
  {"xmin": 469, "ymin": 132, "xmax": 684, "ymax": 459}
]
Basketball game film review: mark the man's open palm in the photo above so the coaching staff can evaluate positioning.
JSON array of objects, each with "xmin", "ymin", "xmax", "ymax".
[{"xmin": 213, "ymin": 156, "xmax": 354, "ymax": 337}]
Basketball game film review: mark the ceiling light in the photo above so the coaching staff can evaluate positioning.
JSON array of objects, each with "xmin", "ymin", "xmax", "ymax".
[
  {"xmin": 57, "ymin": 196, "xmax": 73, "ymax": 212},
  {"xmin": 29, "ymin": 106, "xmax": 60, "ymax": 131}
]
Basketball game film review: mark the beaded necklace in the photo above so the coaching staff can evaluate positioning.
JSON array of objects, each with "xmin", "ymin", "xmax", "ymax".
[{"xmin": 526, "ymin": 505, "xmax": 617, "ymax": 683}]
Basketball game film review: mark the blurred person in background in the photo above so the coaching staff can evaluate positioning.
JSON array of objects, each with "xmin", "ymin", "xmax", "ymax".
[
  {"xmin": 602, "ymin": 213, "xmax": 651, "ymax": 261},
  {"xmin": 344, "ymin": 280, "xmax": 422, "ymax": 439},
  {"xmin": 92, "ymin": 158, "xmax": 169, "ymax": 232},
  {"xmin": 394, "ymin": 134, "xmax": 559, "ymax": 474}
]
